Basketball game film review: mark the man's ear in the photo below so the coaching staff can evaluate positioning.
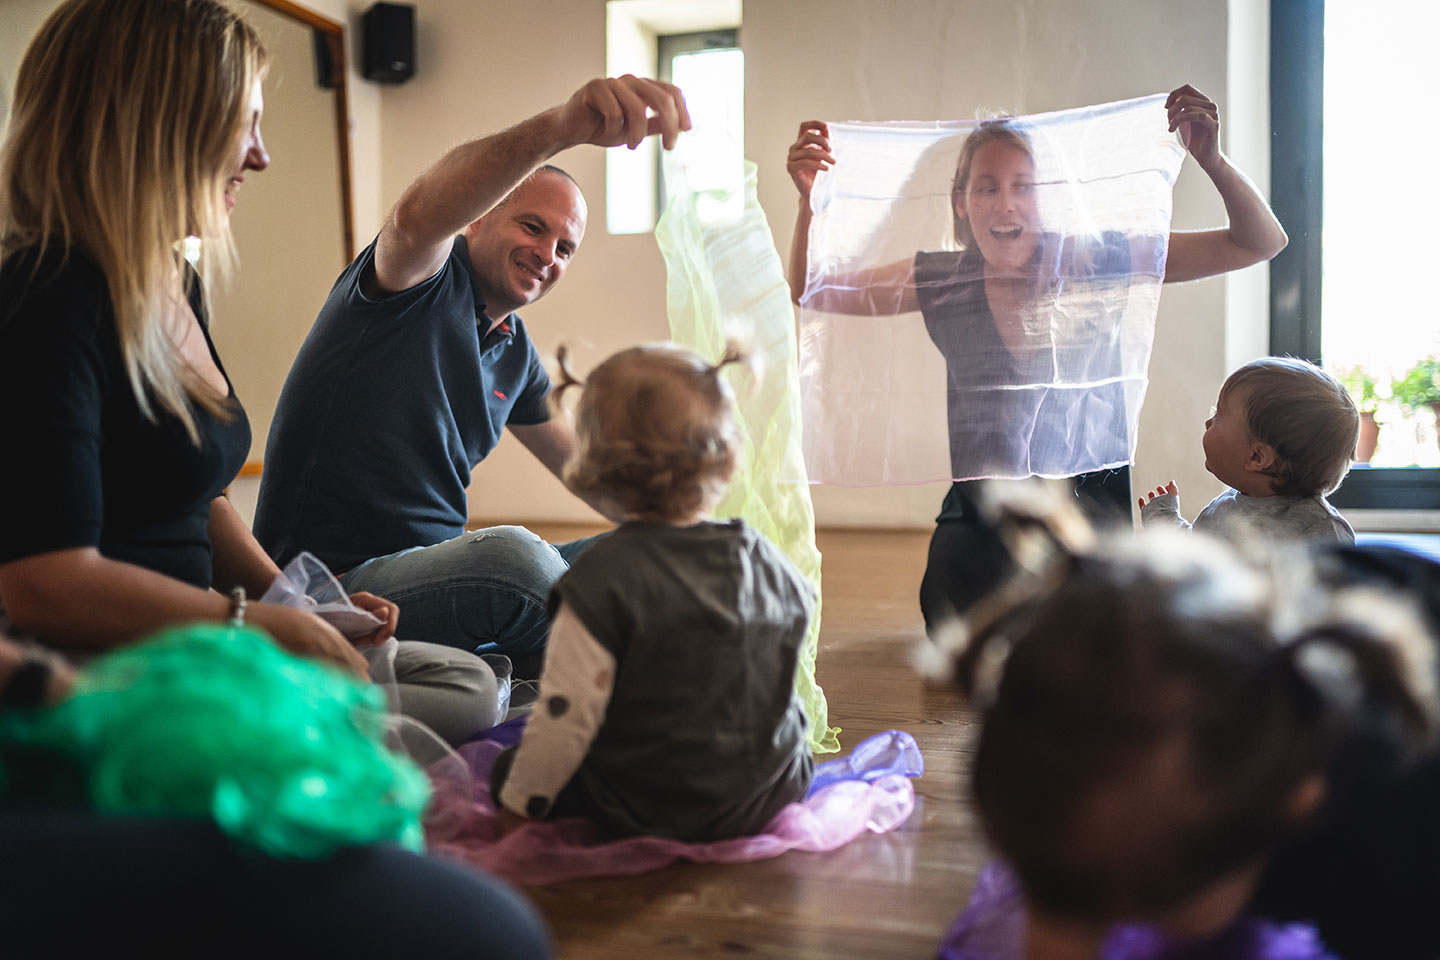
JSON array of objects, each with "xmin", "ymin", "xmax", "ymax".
[{"xmin": 1246, "ymin": 442, "xmax": 1277, "ymax": 473}]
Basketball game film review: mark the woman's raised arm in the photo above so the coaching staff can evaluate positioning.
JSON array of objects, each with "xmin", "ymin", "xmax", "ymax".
[
  {"xmin": 1162, "ymin": 85, "xmax": 1289, "ymax": 284},
  {"xmin": 787, "ymin": 120, "xmax": 919, "ymax": 315}
]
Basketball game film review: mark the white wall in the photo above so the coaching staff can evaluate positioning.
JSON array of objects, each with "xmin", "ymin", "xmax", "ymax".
[{"xmin": 0, "ymin": 1, "xmax": 66, "ymax": 119}]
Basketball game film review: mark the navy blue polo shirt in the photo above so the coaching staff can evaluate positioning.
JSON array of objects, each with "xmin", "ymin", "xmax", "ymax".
[{"xmin": 255, "ymin": 235, "xmax": 552, "ymax": 572}]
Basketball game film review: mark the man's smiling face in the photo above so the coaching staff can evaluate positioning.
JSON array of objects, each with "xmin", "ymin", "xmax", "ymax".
[{"xmin": 465, "ymin": 169, "xmax": 587, "ymax": 321}]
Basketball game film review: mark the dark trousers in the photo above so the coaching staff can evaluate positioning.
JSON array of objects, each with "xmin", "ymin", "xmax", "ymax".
[
  {"xmin": 0, "ymin": 813, "xmax": 551, "ymax": 959},
  {"xmin": 918, "ymin": 468, "xmax": 1133, "ymax": 636}
]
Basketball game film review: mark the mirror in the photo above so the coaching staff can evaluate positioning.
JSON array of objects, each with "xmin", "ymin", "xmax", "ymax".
[
  {"xmin": 0, "ymin": 0, "xmax": 355, "ymax": 470},
  {"xmin": 212, "ymin": 0, "xmax": 355, "ymax": 469}
]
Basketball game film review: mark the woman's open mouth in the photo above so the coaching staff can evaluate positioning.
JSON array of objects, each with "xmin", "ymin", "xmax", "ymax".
[{"xmin": 990, "ymin": 226, "xmax": 1024, "ymax": 241}]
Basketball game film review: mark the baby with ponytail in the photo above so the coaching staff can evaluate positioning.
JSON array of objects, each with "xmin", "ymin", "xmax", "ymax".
[
  {"xmin": 492, "ymin": 342, "xmax": 815, "ymax": 840},
  {"xmin": 938, "ymin": 484, "xmax": 1440, "ymax": 959}
]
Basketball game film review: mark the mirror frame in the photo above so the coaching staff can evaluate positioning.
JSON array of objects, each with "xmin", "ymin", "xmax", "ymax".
[{"xmin": 250, "ymin": 0, "xmax": 355, "ymax": 261}]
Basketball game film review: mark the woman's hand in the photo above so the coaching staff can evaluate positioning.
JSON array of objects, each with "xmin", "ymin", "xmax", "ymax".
[
  {"xmin": 347, "ymin": 591, "xmax": 399, "ymax": 646},
  {"xmin": 1162, "ymin": 85, "xmax": 1287, "ymax": 282},
  {"xmin": 1166, "ymin": 85, "xmax": 1221, "ymax": 169},
  {"xmin": 248, "ymin": 602, "xmax": 370, "ymax": 678},
  {"xmin": 787, "ymin": 120, "xmax": 835, "ymax": 201},
  {"xmin": 1138, "ymin": 480, "xmax": 1180, "ymax": 510}
]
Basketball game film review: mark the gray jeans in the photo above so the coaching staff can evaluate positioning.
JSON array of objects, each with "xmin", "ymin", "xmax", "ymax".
[{"xmin": 367, "ymin": 640, "xmax": 500, "ymax": 746}]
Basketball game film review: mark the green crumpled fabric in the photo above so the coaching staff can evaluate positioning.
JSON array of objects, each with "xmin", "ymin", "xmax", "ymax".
[
  {"xmin": 656, "ymin": 157, "xmax": 841, "ymax": 754},
  {"xmin": 0, "ymin": 624, "xmax": 430, "ymax": 857}
]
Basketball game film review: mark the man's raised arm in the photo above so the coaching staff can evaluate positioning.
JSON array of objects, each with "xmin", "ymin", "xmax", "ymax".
[{"xmin": 372, "ymin": 76, "xmax": 691, "ymax": 295}]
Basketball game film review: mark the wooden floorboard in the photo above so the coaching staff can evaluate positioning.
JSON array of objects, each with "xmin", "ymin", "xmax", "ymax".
[{"xmin": 517, "ymin": 526, "xmax": 985, "ymax": 960}]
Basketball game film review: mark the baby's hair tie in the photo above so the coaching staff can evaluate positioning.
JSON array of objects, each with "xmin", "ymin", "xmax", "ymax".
[{"xmin": 551, "ymin": 343, "xmax": 586, "ymax": 411}]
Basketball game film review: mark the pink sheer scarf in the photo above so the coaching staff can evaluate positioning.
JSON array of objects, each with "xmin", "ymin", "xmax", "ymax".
[{"xmin": 426, "ymin": 728, "xmax": 922, "ymax": 885}]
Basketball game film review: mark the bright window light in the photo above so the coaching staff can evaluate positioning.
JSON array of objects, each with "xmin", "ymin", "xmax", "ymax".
[
  {"xmin": 668, "ymin": 46, "xmax": 744, "ymax": 224},
  {"xmin": 1322, "ymin": 0, "xmax": 1440, "ymax": 467},
  {"xmin": 605, "ymin": 0, "xmax": 741, "ymax": 234}
]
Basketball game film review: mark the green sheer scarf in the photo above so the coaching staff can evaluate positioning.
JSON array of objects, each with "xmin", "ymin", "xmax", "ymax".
[{"xmin": 656, "ymin": 158, "xmax": 840, "ymax": 753}]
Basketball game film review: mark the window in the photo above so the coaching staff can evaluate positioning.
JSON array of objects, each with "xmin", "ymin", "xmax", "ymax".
[
  {"xmin": 657, "ymin": 30, "xmax": 744, "ymax": 224},
  {"xmin": 604, "ymin": 0, "xmax": 742, "ymax": 234},
  {"xmin": 1271, "ymin": 0, "xmax": 1440, "ymax": 510}
]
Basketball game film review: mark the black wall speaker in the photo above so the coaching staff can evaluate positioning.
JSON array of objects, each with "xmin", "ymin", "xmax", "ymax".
[{"xmin": 362, "ymin": 2, "xmax": 415, "ymax": 84}]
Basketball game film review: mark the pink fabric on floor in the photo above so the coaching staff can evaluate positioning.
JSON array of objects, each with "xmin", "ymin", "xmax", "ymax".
[{"xmin": 427, "ymin": 730, "xmax": 920, "ymax": 885}]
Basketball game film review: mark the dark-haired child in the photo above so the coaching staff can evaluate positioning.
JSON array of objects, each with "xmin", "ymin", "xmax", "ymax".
[
  {"xmin": 945, "ymin": 498, "xmax": 1438, "ymax": 959},
  {"xmin": 1140, "ymin": 357, "xmax": 1358, "ymax": 543},
  {"xmin": 492, "ymin": 343, "xmax": 814, "ymax": 840}
]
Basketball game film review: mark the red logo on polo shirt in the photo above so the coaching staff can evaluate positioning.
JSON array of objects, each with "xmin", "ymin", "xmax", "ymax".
[{"xmin": 493, "ymin": 390, "xmax": 507, "ymax": 400}]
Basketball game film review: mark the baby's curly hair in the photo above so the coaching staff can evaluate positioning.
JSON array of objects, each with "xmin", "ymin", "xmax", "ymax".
[{"xmin": 552, "ymin": 341, "xmax": 749, "ymax": 523}]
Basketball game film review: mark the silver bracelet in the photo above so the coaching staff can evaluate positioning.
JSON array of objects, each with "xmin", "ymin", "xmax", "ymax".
[{"xmin": 227, "ymin": 586, "xmax": 247, "ymax": 628}]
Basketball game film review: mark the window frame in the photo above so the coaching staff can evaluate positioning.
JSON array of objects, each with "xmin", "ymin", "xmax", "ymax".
[
  {"xmin": 656, "ymin": 28, "xmax": 741, "ymax": 83},
  {"xmin": 654, "ymin": 28, "xmax": 741, "ymax": 216},
  {"xmin": 1269, "ymin": 0, "xmax": 1440, "ymax": 509}
]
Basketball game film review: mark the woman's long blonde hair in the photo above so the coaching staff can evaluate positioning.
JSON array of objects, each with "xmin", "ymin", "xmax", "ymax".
[{"xmin": 0, "ymin": 0, "xmax": 267, "ymax": 441}]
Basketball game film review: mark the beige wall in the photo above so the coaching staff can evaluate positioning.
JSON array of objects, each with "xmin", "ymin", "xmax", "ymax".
[
  {"xmin": 3, "ymin": 0, "xmax": 1269, "ymax": 530},
  {"xmin": 0, "ymin": 1, "xmax": 63, "ymax": 120},
  {"xmin": 209, "ymin": 1, "xmax": 349, "ymax": 461}
]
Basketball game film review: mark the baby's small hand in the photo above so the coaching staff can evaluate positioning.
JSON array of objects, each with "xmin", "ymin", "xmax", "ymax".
[{"xmin": 1137, "ymin": 481, "xmax": 1179, "ymax": 510}]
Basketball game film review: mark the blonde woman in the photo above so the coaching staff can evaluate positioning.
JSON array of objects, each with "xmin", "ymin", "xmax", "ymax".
[
  {"xmin": 0, "ymin": 0, "xmax": 381, "ymax": 673},
  {"xmin": 786, "ymin": 87, "xmax": 1290, "ymax": 636},
  {"xmin": 0, "ymin": 0, "xmax": 507, "ymax": 752}
]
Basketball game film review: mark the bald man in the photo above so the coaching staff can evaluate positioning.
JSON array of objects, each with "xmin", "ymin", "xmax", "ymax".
[{"xmin": 256, "ymin": 76, "xmax": 690, "ymax": 668}]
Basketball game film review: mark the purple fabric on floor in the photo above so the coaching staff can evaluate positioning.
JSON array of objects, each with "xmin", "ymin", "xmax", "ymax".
[
  {"xmin": 809, "ymin": 729, "xmax": 923, "ymax": 794},
  {"xmin": 473, "ymin": 716, "xmax": 527, "ymax": 749},
  {"xmin": 428, "ymin": 729, "xmax": 921, "ymax": 885},
  {"xmin": 937, "ymin": 863, "xmax": 1337, "ymax": 960}
]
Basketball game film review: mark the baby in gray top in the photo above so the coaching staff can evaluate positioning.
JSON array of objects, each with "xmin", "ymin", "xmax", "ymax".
[{"xmin": 1140, "ymin": 357, "xmax": 1358, "ymax": 544}]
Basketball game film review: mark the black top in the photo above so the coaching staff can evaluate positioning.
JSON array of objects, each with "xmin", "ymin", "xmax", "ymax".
[
  {"xmin": 0, "ymin": 247, "xmax": 250, "ymax": 589},
  {"xmin": 912, "ymin": 232, "xmax": 1137, "ymax": 481}
]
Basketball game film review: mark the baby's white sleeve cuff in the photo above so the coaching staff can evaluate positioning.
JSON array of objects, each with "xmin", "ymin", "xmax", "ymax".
[
  {"xmin": 1140, "ymin": 493, "xmax": 1186, "ymax": 529},
  {"xmin": 498, "ymin": 603, "xmax": 616, "ymax": 819}
]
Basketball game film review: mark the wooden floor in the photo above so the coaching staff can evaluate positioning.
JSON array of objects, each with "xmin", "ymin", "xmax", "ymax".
[{"xmin": 521, "ymin": 525, "xmax": 985, "ymax": 960}]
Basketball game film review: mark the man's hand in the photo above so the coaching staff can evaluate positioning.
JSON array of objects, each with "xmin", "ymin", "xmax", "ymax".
[
  {"xmin": 347, "ymin": 591, "xmax": 399, "ymax": 646},
  {"xmin": 553, "ymin": 75, "xmax": 691, "ymax": 151}
]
